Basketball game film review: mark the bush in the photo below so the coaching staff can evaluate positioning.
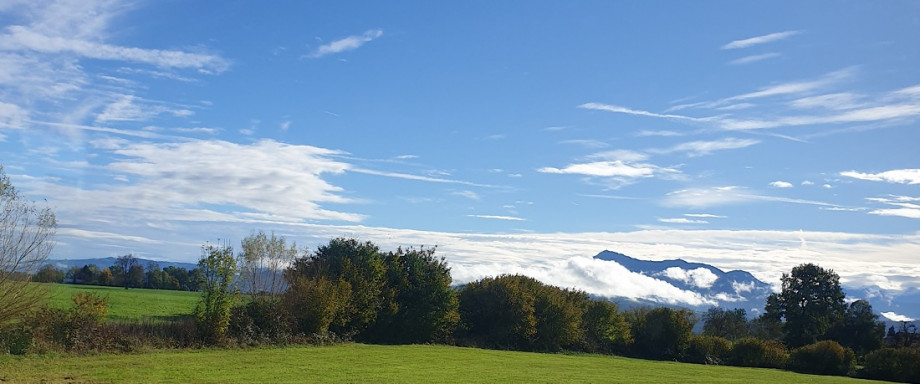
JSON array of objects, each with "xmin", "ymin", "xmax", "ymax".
[
  {"xmin": 728, "ymin": 337, "xmax": 788, "ymax": 368},
  {"xmin": 685, "ymin": 335, "xmax": 732, "ymax": 365},
  {"xmin": 229, "ymin": 299, "xmax": 292, "ymax": 345},
  {"xmin": 861, "ymin": 347, "xmax": 920, "ymax": 383},
  {"xmin": 787, "ymin": 340, "xmax": 855, "ymax": 376}
]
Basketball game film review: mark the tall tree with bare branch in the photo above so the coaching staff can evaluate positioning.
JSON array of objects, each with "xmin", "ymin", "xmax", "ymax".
[{"xmin": 0, "ymin": 165, "xmax": 56, "ymax": 325}]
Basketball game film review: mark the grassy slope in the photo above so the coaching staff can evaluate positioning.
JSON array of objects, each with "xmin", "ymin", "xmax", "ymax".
[
  {"xmin": 46, "ymin": 284, "xmax": 199, "ymax": 322},
  {"xmin": 0, "ymin": 344, "xmax": 893, "ymax": 384}
]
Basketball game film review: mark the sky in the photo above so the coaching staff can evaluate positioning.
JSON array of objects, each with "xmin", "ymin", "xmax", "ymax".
[{"xmin": 1, "ymin": 1, "xmax": 919, "ymax": 312}]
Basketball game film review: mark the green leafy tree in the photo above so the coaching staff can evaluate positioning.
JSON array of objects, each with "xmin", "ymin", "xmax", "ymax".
[
  {"xmin": 459, "ymin": 274, "xmax": 589, "ymax": 351},
  {"xmin": 828, "ymin": 299, "xmax": 884, "ymax": 356},
  {"xmin": 702, "ymin": 307, "xmax": 749, "ymax": 340},
  {"xmin": 0, "ymin": 165, "xmax": 56, "ymax": 325},
  {"xmin": 764, "ymin": 263, "xmax": 846, "ymax": 348},
  {"xmin": 366, "ymin": 247, "xmax": 459, "ymax": 344},
  {"xmin": 580, "ymin": 299, "xmax": 632, "ymax": 353},
  {"xmin": 627, "ymin": 307, "xmax": 696, "ymax": 360},
  {"xmin": 286, "ymin": 238, "xmax": 386, "ymax": 338},
  {"xmin": 195, "ymin": 242, "xmax": 238, "ymax": 343}
]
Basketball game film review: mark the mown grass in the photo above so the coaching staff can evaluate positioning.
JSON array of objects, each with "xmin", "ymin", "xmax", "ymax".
[
  {"xmin": 0, "ymin": 343, "xmax": 894, "ymax": 384},
  {"xmin": 45, "ymin": 283, "xmax": 199, "ymax": 322}
]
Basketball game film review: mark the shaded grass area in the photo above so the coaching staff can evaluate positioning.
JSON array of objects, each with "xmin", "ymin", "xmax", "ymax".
[
  {"xmin": 0, "ymin": 344, "xmax": 894, "ymax": 384},
  {"xmin": 46, "ymin": 284, "xmax": 199, "ymax": 322}
]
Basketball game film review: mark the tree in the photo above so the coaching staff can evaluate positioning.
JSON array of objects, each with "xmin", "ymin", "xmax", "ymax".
[
  {"xmin": 286, "ymin": 238, "xmax": 386, "ymax": 338},
  {"xmin": 580, "ymin": 299, "xmax": 632, "ymax": 353},
  {"xmin": 702, "ymin": 307, "xmax": 749, "ymax": 341},
  {"xmin": 33, "ymin": 264, "xmax": 65, "ymax": 283},
  {"xmin": 365, "ymin": 247, "xmax": 460, "ymax": 344},
  {"xmin": 239, "ymin": 231, "xmax": 298, "ymax": 297},
  {"xmin": 764, "ymin": 263, "xmax": 846, "ymax": 348},
  {"xmin": 829, "ymin": 299, "xmax": 884, "ymax": 356},
  {"xmin": 0, "ymin": 165, "xmax": 56, "ymax": 325},
  {"xmin": 115, "ymin": 254, "xmax": 139, "ymax": 289},
  {"xmin": 627, "ymin": 307, "xmax": 696, "ymax": 360},
  {"xmin": 195, "ymin": 242, "xmax": 238, "ymax": 343}
]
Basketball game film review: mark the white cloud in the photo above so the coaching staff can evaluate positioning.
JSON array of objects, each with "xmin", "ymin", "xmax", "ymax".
[
  {"xmin": 539, "ymin": 161, "xmax": 656, "ymax": 178},
  {"xmin": 866, "ymin": 196, "xmax": 920, "ymax": 219},
  {"xmin": 659, "ymin": 218, "xmax": 708, "ymax": 224},
  {"xmin": 881, "ymin": 312, "xmax": 916, "ymax": 322},
  {"xmin": 770, "ymin": 181, "xmax": 794, "ymax": 189},
  {"xmin": 467, "ymin": 214, "xmax": 525, "ymax": 221},
  {"xmin": 791, "ymin": 93, "xmax": 863, "ymax": 110},
  {"xmin": 685, "ymin": 213, "xmax": 726, "ymax": 219},
  {"xmin": 841, "ymin": 169, "xmax": 920, "ymax": 185},
  {"xmin": 560, "ymin": 139, "xmax": 608, "ymax": 149},
  {"xmin": 654, "ymin": 138, "xmax": 760, "ymax": 157},
  {"xmin": 729, "ymin": 53, "xmax": 780, "ymax": 65},
  {"xmin": 0, "ymin": 26, "xmax": 229, "ymax": 72},
  {"xmin": 0, "ymin": 101, "xmax": 28, "ymax": 128},
  {"xmin": 308, "ymin": 29, "xmax": 383, "ymax": 58},
  {"xmin": 659, "ymin": 267, "xmax": 720, "ymax": 289},
  {"xmin": 721, "ymin": 30, "xmax": 800, "ymax": 50},
  {"xmin": 579, "ymin": 102, "xmax": 711, "ymax": 123},
  {"xmin": 95, "ymin": 95, "xmax": 194, "ymax": 123},
  {"xmin": 663, "ymin": 186, "xmax": 838, "ymax": 209},
  {"xmin": 352, "ymin": 168, "xmax": 495, "ymax": 188},
  {"xmin": 37, "ymin": 139, "xmax": 366, "ymax": 225}
]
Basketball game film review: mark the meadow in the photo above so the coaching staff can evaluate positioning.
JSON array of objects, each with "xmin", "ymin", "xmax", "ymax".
[
  {"xmin": 0, "ymin": 343, "xmax": 894, "ymax": 384},
  {"xmin": 46, "ymin": 283, "xmax": 198, "ymax": 322}
]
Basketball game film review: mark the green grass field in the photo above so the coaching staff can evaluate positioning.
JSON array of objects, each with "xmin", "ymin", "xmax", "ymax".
[
  {"xmin": 45, "ymin": 283, "xmax": 199, "ymax": 322},
  {"xmin": 0, "ymin": 343, "xmax": 893, "ymax": 384}
]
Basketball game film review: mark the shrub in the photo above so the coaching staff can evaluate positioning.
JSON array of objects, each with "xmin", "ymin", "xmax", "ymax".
[
  {"xmin": 685, "ymin": 335, "xmax": 732, "ymax": 365},
  {"xmin": 787, "ymin": 340, "xmax": 855, "ymax": 376},
  {"xmin": 728, "ymin": 337, "xmax": 788, "ymax": 368},
  {"xmin": 229, "ymin": 299, "xmax": 292, "ymax": 345},
  {"xmin": 861, "ymin": 347, "xmax": 920, "ymax": 383}
]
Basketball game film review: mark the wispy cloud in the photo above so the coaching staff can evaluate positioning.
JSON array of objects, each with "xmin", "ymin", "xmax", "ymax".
[
  {"xmin": 865, "ymin": 196, "xmax": 920, "ymax": 219},
  {"xmin": 652, "ymin": 138, "xmax": 760, "ymax": 157},
  {"xmin": 721, "ymin": 30, "xmax": 800, "ymax": 50},
  {"xmin": 579, "ymin": 102, "xmax": 711, "ymax": 123},
  {"xmin": 685, "ymin": 213, "xmax": 726, "ymax": 219},
  {"xmin": 841, "ymin": 169, "xmax": 920, "ymax": 185},
  {"xmin": 659, "ymin": 218, "xmax": 708, "ymax": 224},
  {"xmin": 467, "ymin": 214, "xmax": 525, "ymax": 221},
  {"xmin": 308, "ymin": 29, "xmax": 383, "ymax": 58},
  {"xmin": 352, "ymin": 168, "xmax": 496, "ymax": 188},
  {"xmin": 452, "ymin": 190, "xmax": 480, "ymax": 200},
  {"xmin": 663, "ymin": 186, "xmax": 838, "ymax": 209},
  {"xmin": 729, "ymin": 53, "xmax": 781, "ymax": 65},
  {"xmin": 0, "ymin": 26, "xmax": 229, "ymax": 72}
]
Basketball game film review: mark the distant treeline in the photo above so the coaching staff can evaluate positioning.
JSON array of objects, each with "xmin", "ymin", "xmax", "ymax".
[
  {"xmin": 9, "ymin": 233, "xmax": 920, "ymax": 382},
  {"xmin": 33, "ymin": 256, "xmax": 202, "ymax": 291}
]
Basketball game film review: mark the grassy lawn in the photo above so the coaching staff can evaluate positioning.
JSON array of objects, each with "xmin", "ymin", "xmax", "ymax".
[
  {"xmin": 45, "ymin": 283, "xmax": 199, "ymax": 322},
  {"xmin": 0, "ymin": 344, "xmax": 894, "ymax": 384}
]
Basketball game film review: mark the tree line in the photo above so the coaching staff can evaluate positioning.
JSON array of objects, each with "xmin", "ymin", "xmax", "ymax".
[{"xmin": 33, "ymin": 255, "xmax": 203, "ymax": 292}]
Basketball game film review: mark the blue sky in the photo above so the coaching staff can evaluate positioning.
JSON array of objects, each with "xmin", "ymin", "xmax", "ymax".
[{"xmin": 1, "ymin": 1, "xmax": 919, "ymax": 311}]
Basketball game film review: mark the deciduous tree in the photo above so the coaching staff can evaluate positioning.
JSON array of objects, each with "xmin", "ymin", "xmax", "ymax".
[
  {"xmin": 0, "ymin": 165, "xmax": 56, "ymax": 325},
  {"xmin": 765, "ymin": 263, "xmax": 846, "ymax": 348}
]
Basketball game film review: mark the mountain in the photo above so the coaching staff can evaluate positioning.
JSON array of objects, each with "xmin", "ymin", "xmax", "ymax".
[
  {"xmin": 592, "ymin": 250, "xmax": 920, "ymax": 323},
  {"xmin": 593, "ymin": 250, "xmax": 773, "ymax": 314},
  {"xmin": 44, "ymin": 257, "xmax": 198, "ymax": 271}
]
